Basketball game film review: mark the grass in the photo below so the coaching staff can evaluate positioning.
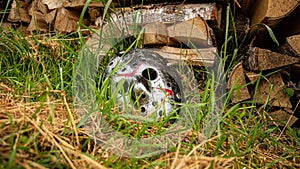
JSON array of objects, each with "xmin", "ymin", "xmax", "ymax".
[{"xmin": 0, "ymin": 1, "xmax": 300, "ymax": 168}]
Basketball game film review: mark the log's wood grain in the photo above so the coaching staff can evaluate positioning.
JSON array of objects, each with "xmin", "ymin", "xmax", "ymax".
[
  {"xmin": 44, "ymin": 9, "xmax": 57, "ymax": 24},
  {"xmin": 143, "ymin": 22, "xmax": 168, "ymax": 45},
  {"xmin": 42, "ymin": 0, "xmax": 103, "ymax": 9},
  {"xmin": 167, "ymin": 17, "xmax": 212, "ymax": 48},
  {"xmin": 254, "ymin": 72, "xmax": 292, "ymax": 108},
  {"xmin": 279, "ymin": 34, "xmax": 300, "ymax": 58},
  {"xmin": 8, "ymin": 0, "xmax": 31, "ymax": 23},
  {"xmin": 149, "ymin": 46, "xmax": 217, "ymax": 66},
  {"xmin": 110, "ymin": 3, "xmax": 219, "ymax": 24},
  {"xmin": 250, "ymin": 0, "xmax": 300, "ymax": 27},
  {"xmin": 244, "ymin": 47, "xmax": 299, "ymax": 71},
  {"xmin": 245, "ymin": 71, "xmax": 260, "ymax": 84},
  {"xmin": 27, "ymin": 11, "xmax": 49, "ymax": 32},
  {"xmin": 227, "ymin": 62, "xmax": 251, "ymax": 103},
  {"xmin": 27, "ymin": 0, "xmax": 50, "ymax": 32},
  {"xmin": 54, "ymin": 7, "xmax": 80, "ymax": 33},
  {"xmin": 30, "ymin": 0, "xmax": 49, "ymax": 15},
  {"xmin": 286, "ymin": 34, "xmax": 300, "ymax": 56},
  {"xmin": 275, "ymin": 7, "xmax": 300, "ymax": 38},
  {"xmin": 268, "ymin": 109, "xmax": 298, "ymax": 127}
]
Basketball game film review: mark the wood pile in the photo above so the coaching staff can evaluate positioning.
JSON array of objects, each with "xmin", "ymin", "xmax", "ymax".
[
  {"xmin": 82, "ymin": 2, "xmax": 222, "ymax": 66},
  {"xmin": 227, "ymin": 0, "xmax": 300, "ymax": 126},
  {"xmin": 4, "ymin": 0, "xmax": 221, "ymax": 66},
  {"xmin": 2, "ymin": 0, "xmax": 300, "ymax": 126}
]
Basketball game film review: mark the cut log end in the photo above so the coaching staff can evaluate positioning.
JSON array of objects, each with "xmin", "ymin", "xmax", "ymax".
[
  {"xmin": 227, "ymin": 62, "xmax": 251, "ymax": 103},
  {"xmin": 268, "ymin": 109, "xmax": 298, "ymax": 127},
  {"xmin": 244, "ymin": 47, "xmax": 299, "ymax": 71}
]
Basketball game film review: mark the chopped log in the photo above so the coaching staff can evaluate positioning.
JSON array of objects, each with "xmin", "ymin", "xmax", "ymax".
[
  {"xmin": 244, "ymin": 47, "xmax": 299, "ymax": 71},
  {"xmin": 42, "ymin": 0, "xmax": 63, "ymax": 10},
  {"xmin": 89, "ymin": 8, "xmax": 101, "ymax": 23},
  {"xmin": 63, "ymin": 0, "xmax": 104, "ymax": 8},
  {"xmin": 279, "ymin": 34, "xmax": 300, "ymax": 58},
  {"xmin": 274, "ymin": 7, "xmax": 300, "ymax": 38},
  {"xmin": 254, "ymin": 72, "xmax": 292, "ymax": 108},
  {"xmin": 27, "ymin": 11, "xmax": 49, "ymax": 32},
  {"xmin": 268, "ymin": 109, "xmax": 298, "ymax": 127},
  {"xmin": 110, "ymin": 3, "xmax": 219, "ymax": 24},
  {"xmin": 143, "ymin": 22, "xmax": 168, "ymax": 45},
  {"xmin": 245, "ymin": 71, "xmax": 260, "ymax": 84},
  {"xmin": 44, "ymin": 9, "xmax": 57, "ymax": 24},
  {"xmin": 227, "ymin": 62, "xmax": 251, "ymax": 103},
  {"xmin": 27, "ymin": 0, "xmax": 49, "ymax": 32},
  {"xmin": 150, "ymin": 46, "xmax": 217, "ymax": 66},
  {"xmin": 232, "ymin": 14, "xmax": 250, "ymax": 36},
  {"xmin": 54, "ymin": 7, "xmax": 80, "ymax": 33},
  {"xmin": 85, "ymin": 3, "xmax": 217, "ymax": 66},
  {"xmin": 42, "ymin": 0, "xmax": 103, "ymax": 10},
  {"xmin": 250, "ymin": 0, "xmax": 300, "ymax": 27},
  {"xmin": 8, "ymin": 0, "xmax": 31, "ymax": 23},
  {"xmin": 29, "ymin": 0, "xmax": 49, "ymax": 15},
  {"xmin": 286, "ymin": 35, "xmax": 300, "ymax": 56},
  {"xmin": 167, "ymin": 17, "xmax": 212, "ymax": 48}
]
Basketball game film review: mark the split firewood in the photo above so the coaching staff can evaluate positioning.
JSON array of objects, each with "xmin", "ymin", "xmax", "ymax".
[
  {"xmin": 253, "ymin": 72, "xmax": 292, "ymax": 108},
  {"xmin": 8, "ymin": 0, "xmax": 31, "ymax": 23},
  {"xmin": 42, "ymin": 0, "xmax": 64, "ymax": 10},
  {"xmin": 250, "ymin": 0, "xmax": 300, "ymax": 27},
  {"xmin": 54, "ymin": 7, "xmax": 80, "ymax": 33},
  {"xmin": 245, "ymin": 71, "xmax": 260, "ymax": 84},
  {"xmin": 44, "ymin": 9, "xmax": 57, "ymax": 24},
  {"xmin": 232, "ymin": 14, "xmax": 250, "ymax": 37},
  {"xmin": 89, "ymin": 8, "xmax": 101, "ymax": 23},
  {"xmin": 110, "ymin": 3, "xmax": 219, "ymax": 25},
  {"xmin": 27, "ymin": 0, "xmax": 49, "ymax": 32},
  {"xmin": 88, "ymin": 3, "xmax": 217, "ymax": 64},
  {"xmin": 274, "ymin": 8, "xmax": 300, "ymax": 38},
  {"xmin": 150, "ymin": 46, "xmax": 217, "ymax": 66},
  {"xmin": 42, "ymin": 0, "xmax": 103, "ymax": 10},
  {"xmin": 27, "ymin": 11, "xmax": 49, "ymax": 32},
  {"xmin": 244, "ymin": 47, "xmax": 299, "ymax": 71},
  {"xmin": 268, "ymin": 109, "xmax": 298, "ymax": 127},
  {"xmin": 30, "ymin": 0, "xmax": 49, "ymax": 15},
  {"xmin": 227, "ymin": 62, "xmax": 251, "ymax": 103},
  {"xmin": 62, "ymin": 0, "xmax": 103, "ymax": 8},
  {"xmin": 279, "ymin": 34, "xmax": 300, "ymax": 58},
  {"xmin": 167, "ymin": 17, "xmax": 212, "ymax": 48},
  {"xmin": 143, "ymin": 22, "xmax": 168, "ymax": 45}
]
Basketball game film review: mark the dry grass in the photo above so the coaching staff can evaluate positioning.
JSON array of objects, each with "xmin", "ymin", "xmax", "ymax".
[
  {"xmin": 0, "ymin": 88, "xmax": 239, "ymax": 169},
  {"xmin": 1, "ymin": 88, "xmax": 299, "ymax": 168},
  {"xmin": 0, "ymin": 89, "xmax": 108, "ymax": 169}
]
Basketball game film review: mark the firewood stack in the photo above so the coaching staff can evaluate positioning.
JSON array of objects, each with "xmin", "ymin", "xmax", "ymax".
[
  {"xmin": 2, "ymin": 0, "xmax": 300, "ymax": 126},
  {"xmin": 6, "ymin": 0, "xmax": 105, "ymax": 33},
  {"xmin": 4, "ymin": 0, "xmax": 222, "ymax": 66},
  {"xmin": 227, "ymin": 0, "xmax": 300, "ymax": 127}
]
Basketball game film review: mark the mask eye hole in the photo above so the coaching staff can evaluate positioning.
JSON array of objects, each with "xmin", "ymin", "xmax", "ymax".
[{"xmin": 142, "ymin": 68, "xmax": 158, "ymax": 81}]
